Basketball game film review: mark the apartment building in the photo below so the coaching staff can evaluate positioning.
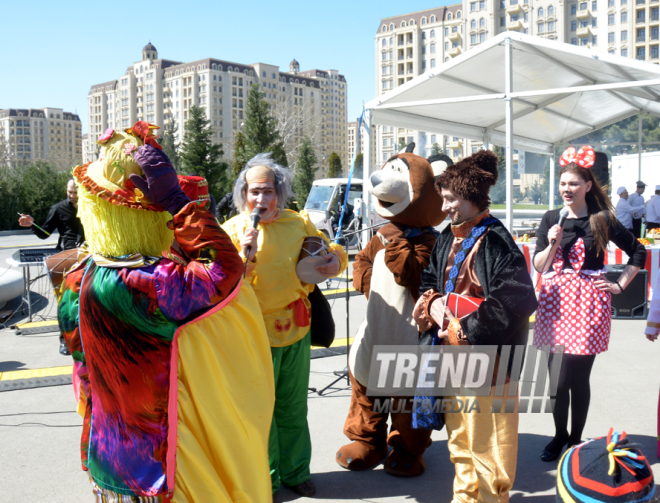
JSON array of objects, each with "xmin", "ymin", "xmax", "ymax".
[
  {"xmin": 0, "ymin": 108, "xmax": 82, "ymax": 166},
  {"xmin": 347, "ymin": 120, "xmax": 377, "ymax": 170},
  {"xmin": 87, "ymin": 44, "xmax": 348, "ymax": 177},
  {"xmin": 375, "ymin": 2, "xmax": 660, "ymax": 169}
]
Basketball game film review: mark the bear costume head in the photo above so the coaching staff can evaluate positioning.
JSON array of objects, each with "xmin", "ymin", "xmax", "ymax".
[{"xmin": 369, "ymin": 142, "xmax": 452, "ymax": 228}]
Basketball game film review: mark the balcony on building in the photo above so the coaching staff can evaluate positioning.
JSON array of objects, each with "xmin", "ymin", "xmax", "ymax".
[
  {"xmin": 577, "ymin": 8, "xmax": 590, "ymax": 18},
  {"xmin": 447, "ymin": 139, "xmax": 463, "ymax": 149},
  {"xmin": 637, "ymin": 34, "xmax": 646, "ymax": 41},
  {"xmin": 449, "ymin": 46, "xmax": 462, "ymax": 56},
  {"xmin": 507, "ymin": 3, "xmax": 522, "ymax": 14},
  {"xmin": 577, "ymin": 26, "xmax": 591, "ymax": 37},
  {"xmin": 507, "ymin": 19, "xmax": 524, "ymax": 30},
  {"xmin": 449, "ymin": 31, "xmax": 461, "ymax": 41}
]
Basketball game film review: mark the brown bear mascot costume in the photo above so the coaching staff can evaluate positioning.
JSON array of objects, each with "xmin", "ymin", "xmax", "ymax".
[{"xmin": 336, "ymin": 143, "xmax": 452, "ymax": 476}]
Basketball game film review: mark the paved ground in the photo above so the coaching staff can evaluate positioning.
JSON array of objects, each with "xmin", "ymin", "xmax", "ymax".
[{"xmin": 0, "ymin": 232, "xmax": 658, "ymax": 502}]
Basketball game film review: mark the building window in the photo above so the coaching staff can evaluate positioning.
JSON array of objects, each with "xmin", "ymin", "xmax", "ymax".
[
  {"xmin": 538, "ymin": 22, "xmax": 546, "ymax": 33},
  {"xmin": 581, "ymin": 37, "xmax": 589, "ymax": 45},
  {"xmin": 622, "ymin": 48, "xmax": 628, "ymax": 56},
  {"xmin": 652, "ymin": 6, "xmax": 659, "ymax": 19},
  {"xmin": 500, "ymin": 16, "xmax": 506, "ymax": 26},
  {"xmin": 572, "ymin": 20, "xmax": 578, "ymax": 30},
  {"xmin": 524, "ymin": 11, "xmax": 529, "ymax": 20},
  {"xmin": 480, "ymin": 32, "xmax": 487, "ymax": 41},
  {"xmin": 431, "ymin": 59, "xmax": 436, "ymax": 68},
  {"xmin": 608, "ymin": 0, "xmax": 615, "ymax": 6},
  {"xmin": 511, "ymin": 13, "xmax": 519, "ymax": 21},
  {"xmin": 592, "ymin": 18, "xmax": 598, "ymax": 26},
  {"xmin": 621, "ymin": 11, "xmax": 628, "ymax": 22},
  {"xmin": 637, "ymin": 46, "xmax": 646, "ymax": 58},
  {"xmin": 430, "ymin": 29, "xmax": 435, "ymax": 37},
  {"xmin": 637, "ymin": 9, "xmax": 645, "ymax": 21},
  {"xmin": 430, "ymin": 43, "xmax": 436, "ymax": 53},
  {"xmin": 472, "ymin": 34, "xmax": 478, "ymax": 43},
  {"xmin": 622, "ymin": 29, "xmax": 628, "ymax": 40},
  {"xmin": 572, "ymin": 38, "xmax": 578, "ymax": 44},
  {"xmin": 548, "ymin": 20, "xmax": 556, "ymax": 30},
  {"xmin": 539, "ymin": 6, "xmax": 545, "ymax": 15},
  {"xmin": 472, "ymin": 19, "xmax": 477, "ymax": 29},
  {"xmin": 651, "ymin": 45, "xmax": 659, "ymax": 58},
  {"xmin": 480, "ymin": 17, "xmax": 486, "ymax": 26},
  {"xmin": 609, "ymin": 31, "xmax": 616, "ymax": 42},
  {"xmin": 652, "ymin": 26, "xmax": 659, "ymax": 39},
  {"xmin": 581, "ymin": 19, "xmax": 588, "ymax": 27},
  {"xmin": 549, "ymin": 4, "xmax": 555, "ymax": 15},
  {"xmin": 593, "ymin": 34, "xmax": 598, "ymax": 44},
  {"xmin": 638, "ymin": 27, "xmax": 646, "ymax": 40},
  {"xmin": 571, "ymin": 4, "xmax": 577, "ymax": 14},
  {"xmin": 580, "ymin": 1, "xmax": 588, "ymax": 8},
  {"xmin": 608, "ymin": 13, "xmax": 615, "ymax": 23},
  {"xmin": 447, "ymin": 13, "xmax": 452, "ymax": 20},
  {"xmin": 593, "ymin": 0, "xmax": 598, "ymax": 8}
]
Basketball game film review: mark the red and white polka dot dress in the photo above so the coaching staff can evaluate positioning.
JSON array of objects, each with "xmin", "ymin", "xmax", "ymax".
[{"xmin": 533, "ymin": 238, "xmax": 612, "ymax": 355}]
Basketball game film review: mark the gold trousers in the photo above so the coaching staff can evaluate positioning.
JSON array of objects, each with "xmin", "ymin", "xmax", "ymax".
[{"xmin": 444, "ymin": 392, "xmax": 519, "ymax": 503}]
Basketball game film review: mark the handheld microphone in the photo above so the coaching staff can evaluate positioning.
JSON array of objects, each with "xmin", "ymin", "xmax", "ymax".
[
  {"xmin": 551, "ymin": 207, "xmax": 570, "ymax": 246},
  {"xmin": 244, "ymin": 208, "xmax": 262, "ymax": 277}
]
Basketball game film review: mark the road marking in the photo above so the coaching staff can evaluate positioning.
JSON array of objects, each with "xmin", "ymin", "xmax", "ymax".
[
  {"xmin": 0, "ymin": 365, "xmax": 72, "ymax": 381},
  {"xmin": 14, "ymin": 320, "xmax": 59, "ymax": 329},
  {"xmin": 0, "ymin": 242, "xmax": 57, "ymax": 250}
]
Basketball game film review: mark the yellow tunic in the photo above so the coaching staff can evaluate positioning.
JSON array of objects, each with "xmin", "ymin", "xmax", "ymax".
[{"xmin": 223, "ymin": 210, "xmax": 348, "ymax": 347}]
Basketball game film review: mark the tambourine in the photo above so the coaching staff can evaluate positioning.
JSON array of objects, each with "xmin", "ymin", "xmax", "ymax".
[
  {"xmin": 296, "ymin": 236, "xmax": 330, "ymax": 284},
  {"xmin": 44, "ymin": 248, "xmax": 79, "ymax": 295}
]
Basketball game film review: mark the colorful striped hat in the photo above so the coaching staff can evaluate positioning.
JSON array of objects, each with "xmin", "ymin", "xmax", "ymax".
[{"xmin": 556, "ymin": 428, "xmax": 655, "ymax": 502}]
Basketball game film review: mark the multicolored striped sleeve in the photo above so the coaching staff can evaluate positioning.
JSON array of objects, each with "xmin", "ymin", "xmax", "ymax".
[
  {"xmin": 57, "ymin": 261, "xmax": 92, "ymax": 470},
  {"xmin": 156, "ymin": 202, "xmax": 244, "ymax": 322}
]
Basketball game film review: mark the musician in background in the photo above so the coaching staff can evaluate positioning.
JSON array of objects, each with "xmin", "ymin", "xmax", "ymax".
[
  {"xmin": 18, "ymin": 178, "xmax": 84, "ymax": 356},
  {"xmin": 18, "ymin": 179, "xmax": 84, "ymax": 251},
  {"xmin": 223, "ymin": 153, "xmax": 348, "ymax": 498}
]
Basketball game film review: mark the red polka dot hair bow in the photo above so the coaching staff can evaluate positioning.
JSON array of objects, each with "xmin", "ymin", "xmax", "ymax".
[{"xmin": 559, "ymin": 145, "xmax": 595, "ymax": 168}]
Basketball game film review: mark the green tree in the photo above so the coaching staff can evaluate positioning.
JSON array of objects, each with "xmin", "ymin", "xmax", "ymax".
[
  {"xmin": 158, "ymin": 123, "xmax": 180, "ymax": 170},
  {"xmin": 232, "ymin": 131, "xmax": 245, "ymax": 177},
  {"xmin": 239, "ymin": 83, "xmax": 285, "ymax": 166},
  {"xmin": 397, "ymin": 138, "xmax": 407, "ymax": 151},
  {"xmin": 292, "ymin": 137, "xmax": 318, "ymax": 210},
  {"xmin": 328, "ymin": 151, "xmax": 343, "ymax": 178},
  {"xmin": 430, "ymin": 143, "xmax": 444, "ymax": 156},
  {"xmin": 354, "ymin": 152, "xmax": 364, "ymax": 179},
  {"xmin": 179, "ymin": 105, "xmax": 229, "ymax": 199}
]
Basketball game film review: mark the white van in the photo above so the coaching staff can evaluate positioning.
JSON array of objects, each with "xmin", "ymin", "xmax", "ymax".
[{"xmin": 304, "ymin": 178, "xmax": 364, "ymax": 246}]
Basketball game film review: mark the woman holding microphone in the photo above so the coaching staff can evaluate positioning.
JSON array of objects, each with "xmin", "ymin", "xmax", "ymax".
[{"xmin": 533, "ymin": 146, "xmax": 646, "ymax": 462}]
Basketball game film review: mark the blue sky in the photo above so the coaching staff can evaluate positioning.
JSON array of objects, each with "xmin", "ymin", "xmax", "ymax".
[{"xmin": 0, "ymin": 0, "xmax": 451, "ymax": 133}]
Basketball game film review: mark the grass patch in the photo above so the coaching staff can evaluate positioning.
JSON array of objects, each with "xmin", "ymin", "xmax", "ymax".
[{"xmin": 490, "ymin": 204, "xmax": 549, "ymax": 210}]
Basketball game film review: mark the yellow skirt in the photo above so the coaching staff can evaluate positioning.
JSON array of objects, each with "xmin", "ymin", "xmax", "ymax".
[{"xmin": 170, "ymin": 281, "xmax": 275, "ymax": 503}]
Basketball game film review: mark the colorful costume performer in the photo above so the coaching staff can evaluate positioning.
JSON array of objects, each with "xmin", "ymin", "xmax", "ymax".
[
  {"xmin": 59, "ymin": 125, "xmax": 274, "ymax": 502},
  {"xmin": 337, "ymin": 144, "xmax": 452, "ymax": 476},
  {"xmin": 414, "ymin": 150, "xmax": 537, "ymax": 503},
  {"xmin": 222, "ymin": 154, "xmax": 348, "ymax": 496}
]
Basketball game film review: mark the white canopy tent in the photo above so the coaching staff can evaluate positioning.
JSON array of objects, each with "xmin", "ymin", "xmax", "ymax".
[{"xmin": 361, "ymin": 31, "xmax": 660, "ymax": 232}]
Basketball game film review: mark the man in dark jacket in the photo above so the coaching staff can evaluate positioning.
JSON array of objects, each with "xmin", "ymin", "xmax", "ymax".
[
  {"xmin": 18, "ymin": 178, "xmax": 84, "ymax": 355},
  {"xmin": 18, "ymin": 179, "xmax": 84, "ymax": 251},
  {"xmin": 413, "ymin": 150, "xmax": 537, "ymax": 503}
]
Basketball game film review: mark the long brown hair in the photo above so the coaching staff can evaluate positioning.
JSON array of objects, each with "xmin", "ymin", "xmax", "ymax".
[{"xmin": 558, "ymin": 163, "xmax": 614, "ymax": 256}]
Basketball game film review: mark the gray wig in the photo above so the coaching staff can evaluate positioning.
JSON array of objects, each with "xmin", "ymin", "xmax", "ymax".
[{"xmin": 233, "ymin": 153, "xmax": 294, "ymax": 213}]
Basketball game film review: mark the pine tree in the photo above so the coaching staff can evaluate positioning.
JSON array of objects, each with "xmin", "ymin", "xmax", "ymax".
[
  {"xmin": 431, "ymin": 143, "xmax": 444, "ymax": 156},
  {"xmin": 158, "ymin": 123, "xmax": 180, "ymax": 170},
  {"xmin": 354, "ymin": 152, "xmax": 364, "ymax": 179},
  {"xmin": 240, "ymin": 83, "xmax": 285, "ymax": 166},
  {"xmin": 397, "ymin": 138, "xmax": 407, "ymax": 151},
  {"xmin": 328, "ymin": 151, "xmax": 342, "ymax": 178},
  {"xmin": 292, "ymin": 136, "xmax": 318, "ymax": 210},
  {"xmin": 232, "ymin": 131, "xmax": 245, "ymax": 177},
  {"xmin": 179, "ymin": 106, "xmax": 229, "ymax": 198}
]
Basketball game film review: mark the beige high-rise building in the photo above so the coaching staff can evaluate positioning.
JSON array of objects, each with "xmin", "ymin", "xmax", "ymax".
[
  {"xmin": 0, "ymin": 108, "xmax": 82, "ymax": 166},
  {"xmin": 87, "ymin": 44, "xmax": 348, "ymax": 178},
  {"xmin": 375, "ymin": 2, "xmax": 660, "ymax": 168}
]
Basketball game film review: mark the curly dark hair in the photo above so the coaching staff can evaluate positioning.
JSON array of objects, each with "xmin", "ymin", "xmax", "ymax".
[{"xmin": 435, "ymin": 150, "xmax": 499, "ymax": 211}]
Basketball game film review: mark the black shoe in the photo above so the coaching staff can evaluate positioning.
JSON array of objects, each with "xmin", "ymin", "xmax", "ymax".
[
  {"xmin": 59, "ymin": 341, "xmax": 70, "ymax": 356},
  {"xmin": 540, "ymin": 436, "xmax": 569, "ymax": 462},
  {"xmin": 287, "ymin": 480, "xmax": 316, "ymax": 497}
]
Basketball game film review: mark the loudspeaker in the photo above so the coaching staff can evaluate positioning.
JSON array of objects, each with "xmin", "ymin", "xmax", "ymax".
[{"xmin": 605, "ymin": 265, "xmax": 648, "ymax": 319}]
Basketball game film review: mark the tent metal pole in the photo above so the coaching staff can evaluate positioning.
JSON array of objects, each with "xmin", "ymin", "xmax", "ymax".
[
  {"xmin": 362, "ymin": 109, "xmax": 372, "ymax": 248},
  {"xmin": 505, "ymin": 36, "xmax": 514, "ymax": 232},
  {"xmin": 549, "ymin": 151, "xmax": 556, "ymax": 211},
  {"xmin": 638, "ymin": 113, "xmax": 643, "ymax": 182}
]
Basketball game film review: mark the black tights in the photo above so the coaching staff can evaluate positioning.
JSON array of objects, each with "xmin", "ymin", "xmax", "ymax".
[{"xmin": 547, "ymin": 353, "xmax": 597, "ymax": 450}]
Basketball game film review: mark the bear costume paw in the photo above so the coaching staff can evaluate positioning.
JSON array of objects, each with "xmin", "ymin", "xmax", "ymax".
[
  {"xmin": 335, "ymin": 442, "xmax": 387, "ymax": 471},
  {"xmin": 383, "ymin": 448, "xmax": 426, "ymax": 477}
]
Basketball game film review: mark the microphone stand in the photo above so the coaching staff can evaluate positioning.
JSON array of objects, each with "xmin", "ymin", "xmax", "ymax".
[{"xmin": 316, "ymin": 220, "xmax": 387, "ymax": 396}]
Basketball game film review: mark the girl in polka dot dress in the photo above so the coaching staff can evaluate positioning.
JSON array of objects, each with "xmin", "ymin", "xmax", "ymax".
[{"xmin": 532, "ymin": 146, "xmax": 646, "ymax": 463}]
